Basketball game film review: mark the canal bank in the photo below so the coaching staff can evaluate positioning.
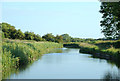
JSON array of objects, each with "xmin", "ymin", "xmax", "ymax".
[
  {"xmin": 2, "ymin": 39, "xmax": 63, "ymax": 79},
  {"xmin": 63, "ymin": 41, "xmax": 120, "ymax": 67},
  {"xmin": 4, "ymin": 48, "xmax": 120, "ymax": 79}
]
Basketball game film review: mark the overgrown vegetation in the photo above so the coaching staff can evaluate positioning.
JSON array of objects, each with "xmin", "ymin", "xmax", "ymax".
[
  {"xmin": 64, "ymin": 40, "xmax": 120, "ymax": 62},
  {"xmin": 1, "ymin": 22, "xmax": 103, "ymax": 43},
  {"xmin": 0, "ymin": 26, "xmax": 2, "ymax": 81},
  {"xmin": 2, "ymin": 39, "xmax": 63, "ymax": 79},
  {"xmin": 1, "ymin": 2, "xmax": 120, "ymax": 80},
  {"xmin": 1, "ymin": 22, "xmax": 43, "ymax": 41}
]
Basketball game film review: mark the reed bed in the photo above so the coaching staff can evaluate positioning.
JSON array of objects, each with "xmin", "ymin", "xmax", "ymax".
[
  {"xmin": 64, "ymin": 40, "xmax": 120, "ymax": 61},
  {"xmin": 2, "ymin": 39, "xmax": 63, "ymax": 78},
  {"xmin": 0, "ymin": 31, "xmax": 2, "ymax": 80}
]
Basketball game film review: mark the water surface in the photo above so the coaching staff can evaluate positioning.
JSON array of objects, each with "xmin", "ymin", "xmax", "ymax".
[{"xmin": 8, "ymin": 48, "xmax": 120, "ymax": 79}]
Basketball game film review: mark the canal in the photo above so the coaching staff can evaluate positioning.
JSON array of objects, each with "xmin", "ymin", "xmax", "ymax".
[{"xmin": 7, "ymin": 48, "xmax": 120, "ymax": 79}]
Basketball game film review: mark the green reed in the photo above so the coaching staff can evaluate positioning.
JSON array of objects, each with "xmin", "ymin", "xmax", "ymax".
[{"xmin": 2, "ymin": 39, "xmax": 63, "ymax": 79}]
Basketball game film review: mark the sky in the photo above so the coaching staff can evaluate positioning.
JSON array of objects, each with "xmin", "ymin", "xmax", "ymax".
[
  {"xmin": 1, "ymin": 0, "xmax": 99, "ymax": 2},
  {"xmin": 1, "ymin": 1, "xmax": 104, "ymax": 39}
]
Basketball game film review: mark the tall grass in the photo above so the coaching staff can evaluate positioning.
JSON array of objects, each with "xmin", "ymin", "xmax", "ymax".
[
  {"xmin": 64, "ymin": 40, "xmax": 120, "ymax": 62},
  {"xmin": 2, "ymin": 39, "xmax": 63, "ymax": 79},
  {"xmin": 0, "ymin": 31, "xmax": 2, "ymax": 81}
]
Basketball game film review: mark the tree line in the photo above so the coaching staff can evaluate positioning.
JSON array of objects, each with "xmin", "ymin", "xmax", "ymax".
[
  {"xmin": 1, "ymin": 22, "xmax": 94, "ymax": 43},
  {"xmin": 1, "ymin": 23, "xmax": 43, "ymax": 41},
  {"xmin": 1, "ymin": 2, "xmax": 120, "ymax": 41}
]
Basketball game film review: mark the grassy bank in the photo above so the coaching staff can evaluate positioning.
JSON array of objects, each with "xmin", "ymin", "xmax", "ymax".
[
  {"xmin": 63, "ymin": 40, "xmax": 120, "ymax": 62},
  {"xmin": 0, "ymin": 31, "xmax": 2, "ymax": 81},
  {"xmin": 2, "ymin": 38, "xmax": 63, "ymax": 78}
]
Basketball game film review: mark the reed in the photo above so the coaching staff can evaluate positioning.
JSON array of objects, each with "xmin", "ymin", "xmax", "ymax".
[
  {"xmin": 2, "ymin": 39, "xmax": 63, "ymax": 78},
  {"xmin": 63, "ymin": 40, "xmax": 120, "ymax": 61}
]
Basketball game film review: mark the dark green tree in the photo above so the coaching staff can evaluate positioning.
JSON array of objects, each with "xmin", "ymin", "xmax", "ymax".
[
  {"xmin": 2, "ymin": 23, "xmax": 11, "ymax": 38},
  {"xmin": 55, "ymin": 35, "xmax": 63, "ymax": 43},
  {"xmin": 1, "ymin": 22, "xmax": 45, "ymax": 41},
  {"xmin": 2, "ymin": 23, "xmax": 17, "ymax": 39},
  {"xmin": 42, "ymin": 33, "xmax": 55, "ymax": 42},
  {"xmin": 16, "ymin": 29, "xmax": 25, "ymax": 40},
  {"xmin": 61, "ymin": 34, "xmax": 72, "ymax": 42},
  {"xmin": 24, "ymin": 31, "xmax": 34, "ymax": 40},
  {"xmin": 71, "ymin": 38, "xmax": 83, "ymax": 42},
  {"xmin": 100, "ymin": 2, "xmax": 120, "ymax": 39},
  {"xmin": 34, "ymin": 34, "xmax": 42, "ymax": 41},
  {"xmin": 9, "ymin": 26, "xmax": 18, "ymax": 39},
  {"xmin": 0, "ymin": 23, "xmax": 1, "ymax": 31},
  {"xmin": 2, "ymin": 32, "xmax": 5, "ymax": 38}
]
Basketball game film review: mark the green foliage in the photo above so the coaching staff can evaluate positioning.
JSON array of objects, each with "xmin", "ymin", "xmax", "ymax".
[
  {"xmin": 71, "ymin": 38, "xmax": 82, "ymax": 42},
  {"xmin": 64, "ymin": 40, "xmax": 120, "ymax": 61},
  {"xmin": 61, "ymin": 34, "xmax": 71, "ymax": 42},
  {"xmin": 16, "ymin": 29, "xmax": 25, "ymax": 40},
  {"xmin": 2, "ymin": 23, "xmax": 17, "ymax": 39},
  {"xmin": 55, "ymin": 35, "xmax": 63, "ymax": 43},
  {"xmin": 2, "ymin": 39, "xmax": 63, "ymax": 78},
  {"xmin": 0, "ymin": 25, "xmax": 2, "ymax": 81},
  {"xmin": 42, "ymin": 33, "xmax": 56, "ymax": 42},
  {"xmin": 100, "ymin": 2, "xmax": 120, "ymax": 39},
  {"xmin": 1, "ymin": 22, "xmax": 104, "ymax": 43},
  {"xmin": 2, "ymin": 32, "xmax": 5, "ymax": 38},
  {"xmin": 1, "ymin": 22, "xmax": 43, "ymax": 41},
  {"xmin": 94, "ymin": 40, "xmax": 120, "ymax": 49},
  {"xmin": 34, "ymin": 34, "xmax": 42, "ymax": 41},
  {"xmin": 2, "ymin": 22, "xmax": 119, "ymax": 45},
  {"xmin": 2, "ymin": 49, "xmax": 19, "ymax": 72},
  {"xmin": 24, "ymin": 31, "xmax": 34, "ymax": 40}
]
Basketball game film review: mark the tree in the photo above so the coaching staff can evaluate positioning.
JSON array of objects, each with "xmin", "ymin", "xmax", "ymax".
[
  {"xmin": 0, "ymin": 23, "xmax": 1, "ymax": 31},
  {"xmin": 24, "ymin": 31, "xmax": 34, "ymax": 40},
  {"xmin": 71, "ymin": 38, "xmax": 83, "ymax": 42},
  {"xmin": 2, "ymin": 32, "xmax": 5, "ymax": 38},
  {"xmin": 16, "ymin": 29, "xmax": 25, "ymax": 40},
  {"xmin": 1, "ymin": 22, "xmax": 44, "ymax": 41},
  {"xmin": 9, "ymin": 26, "xmax": 18, "ymax": 39},
  {"xmin": 2, "ymin": 23, "xmax": 17, "ymax": 39},
  {"xmin": 34, "ymin": 34, "xmax": 42, "ymax": 41},
  {"xmin": 55, "ymin": 35, "xmax": 63, "ymax": 43},
  {"xmin": 61, "ymin": 34, "xmax": 71, "ymax": 42},
  {"xmin": 42, "ymin": 33, "xmax": 55, "ymax": 42},
  {"xmin": 2, "ymin": 23, "xmax": 11, "ymax": 38},
  {"xmin": 100, "ymin": 2, "xmax": 120, "ymax": 39}
]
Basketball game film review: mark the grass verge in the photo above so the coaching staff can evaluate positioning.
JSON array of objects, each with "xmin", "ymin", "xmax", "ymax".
[
  {"xmin": 2, "ymin": 39, "xmax": 63, "ymax": 79},
  {"xmin": 63, "ymin": 40, "xmax": 120, "ymax": 63}
]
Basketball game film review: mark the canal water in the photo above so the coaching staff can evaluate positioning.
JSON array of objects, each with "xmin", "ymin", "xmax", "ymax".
[{"xmin": 7, "ymin": 48, "xmax": 120, "ymax": 79}]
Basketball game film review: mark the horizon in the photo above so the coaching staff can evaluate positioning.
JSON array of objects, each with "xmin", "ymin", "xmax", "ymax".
[{"xmin": 2, "ymin": 2, "xmax": 104, "ymax": 39}]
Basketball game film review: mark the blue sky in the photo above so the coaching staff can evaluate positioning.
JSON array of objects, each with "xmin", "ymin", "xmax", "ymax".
[{"xmin": 2, "ymin": 2, "xmax": 104, "ymax": 39}]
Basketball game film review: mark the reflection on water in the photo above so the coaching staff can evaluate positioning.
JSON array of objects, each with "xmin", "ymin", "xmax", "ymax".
[
  {"xmin": 102, "ymin": 71, "xmax": 120, "ymax": 81},
  {"xmin": 3, "ymin": 48, "xmax": 63, "ymax": 79},
  {"xmin": 4, "ymin": 48, "xmax": 120, "ymax": 79}
]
